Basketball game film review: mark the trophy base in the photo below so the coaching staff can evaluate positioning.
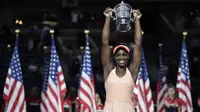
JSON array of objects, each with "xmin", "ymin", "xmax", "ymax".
[{"xmin": 116, "ymin": 24, "xmax": 131, "ymax": 32}]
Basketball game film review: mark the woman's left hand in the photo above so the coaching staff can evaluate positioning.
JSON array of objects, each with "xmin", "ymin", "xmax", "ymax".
[{"xmin": 133, "ymin": 9, "xmax": 142, "ymax": 19}]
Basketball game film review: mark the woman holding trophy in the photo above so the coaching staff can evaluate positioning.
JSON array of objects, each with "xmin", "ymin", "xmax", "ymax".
[{"xmin": 101, "ymin": 2, "xmax": 142, "ymax": 112}]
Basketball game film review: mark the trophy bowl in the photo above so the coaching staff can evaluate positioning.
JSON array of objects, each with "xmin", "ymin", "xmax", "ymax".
[{"xmin": 110, "ymin": 1, "xmax": 134, "ymax": 32}]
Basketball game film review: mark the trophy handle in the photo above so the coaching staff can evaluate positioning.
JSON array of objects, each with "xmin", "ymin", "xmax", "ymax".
[
  {"xmin": 131, "ymin": 9, "xmax": 135, "ymax": 22},
  {"xmin": 109, "ymin": 9, "xmax": 116, "ymax": 20}
]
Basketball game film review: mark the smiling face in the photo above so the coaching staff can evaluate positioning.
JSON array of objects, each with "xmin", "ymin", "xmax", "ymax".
[{"xmin": 114, "ymin": 49, "xmax": 130, "ymax": 68}]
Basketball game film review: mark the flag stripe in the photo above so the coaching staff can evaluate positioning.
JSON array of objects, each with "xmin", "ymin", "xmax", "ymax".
[
  {"xmin": 78, "ymin": 36, "xmax": 96, "ymax": 112},
  {"xmin": 3, "ymin": 37, "xmax": 27, "ymax": 112},
  {"xmin": 40, "ymin": 35, "xmax": 67, "ymax": 112},
  {"xmin": 134, "ymin": 50, "xmax": 154, "ymax": 112},
  {"xmin": 176, "ymin": 41, "xmax": 193, "ymax": 112},
  {"xmin": 156, "ymin": 46, "xmax": 167, "ymax": 112},
  {"xmin": 11, "ymin": 83, "xmax": 23, "ymax": 112}
]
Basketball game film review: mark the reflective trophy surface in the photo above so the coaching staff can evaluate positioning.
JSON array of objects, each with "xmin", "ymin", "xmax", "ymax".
[{"xmin": 110, "ymin": 1, "xmax": 134, "ymax": 32}]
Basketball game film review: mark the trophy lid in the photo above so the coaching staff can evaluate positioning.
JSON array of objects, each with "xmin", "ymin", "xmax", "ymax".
[{"xmin": 113, "ymin": 1, "xmax": 132, "ymax": 12}]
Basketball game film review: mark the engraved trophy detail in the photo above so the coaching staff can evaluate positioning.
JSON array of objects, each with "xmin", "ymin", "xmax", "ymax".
[{"xmin": 110, "ymin": 1, "xmax": 134, "ymax": 32}]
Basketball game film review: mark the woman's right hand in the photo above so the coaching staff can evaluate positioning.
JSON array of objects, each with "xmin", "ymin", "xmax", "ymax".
[{"xmin": 103, "ymin": 7, "xmax": 113, "ymax": 18}]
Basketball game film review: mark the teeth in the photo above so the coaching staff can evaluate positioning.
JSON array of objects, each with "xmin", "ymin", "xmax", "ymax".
[{"xmin": 119, "ymin": 61, "xmax": 125, "ymax": 64}]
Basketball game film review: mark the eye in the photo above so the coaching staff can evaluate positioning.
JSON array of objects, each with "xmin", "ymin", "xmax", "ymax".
[
  {"xmin": 123, "ymin": 53, "xmax": 128, "ymax": 57},
  {"xmin": 116, "ymin": 54, "xmax": 120, "ymax": 57}
]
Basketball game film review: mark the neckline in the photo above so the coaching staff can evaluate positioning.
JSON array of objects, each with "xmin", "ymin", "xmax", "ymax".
[{"xmin": 115, "ymin": 68, "xmax": 127, "ymax": 78}]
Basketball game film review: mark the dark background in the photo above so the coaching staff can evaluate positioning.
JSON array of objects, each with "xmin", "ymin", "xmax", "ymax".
[{"xmin": 1, "ymin": 0, "xmax": 200, "ymax": 111}]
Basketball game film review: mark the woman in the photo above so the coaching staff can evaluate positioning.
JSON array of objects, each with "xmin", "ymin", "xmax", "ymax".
[
  {"xmin": 164, "ymin": 84, "xmax": 178, "ymax": 112},
  {"xmin": 102, "ymin": 7, "xmax": 142, "ymax": 112}
]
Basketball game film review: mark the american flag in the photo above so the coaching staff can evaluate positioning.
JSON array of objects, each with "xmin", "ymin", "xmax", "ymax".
[
  {"xmin": 77, "ymin": 35, "xmax": 96, "ymax": 112},
  {"xmin": 40, "ymin": 34, "xmax": 67, "ymax": 112},
  {"xmin": 134, "ymin": 50, "xmax": 154, "ymax": 112},
  {"xmin": 176, "ymin": 40, "xmax": 193, "ymax": 112},
  {"xmin": 3, "ymin": 37, "xmax": 27, "ymax": 112},
  {"xmin": 156, "ymin": 45, "xmax": 167, "ymax": 112}
]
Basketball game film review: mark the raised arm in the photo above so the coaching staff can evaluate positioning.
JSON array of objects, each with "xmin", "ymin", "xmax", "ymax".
[
  {"xmin": 101, "ymin": 8, "xmax": 113, "ymax": 81},
  {"xmin": 129, "ymin": 9, "xmax": 142, "ymax": 81},
  {"xmin": 101, "ymin": 8, "xmax": 112, "ymax": 67}
]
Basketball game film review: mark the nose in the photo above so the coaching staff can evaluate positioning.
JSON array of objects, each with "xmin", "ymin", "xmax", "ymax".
[{"xmin": 119, "ymin": 55, "xmax": 124, "ymax": 60}]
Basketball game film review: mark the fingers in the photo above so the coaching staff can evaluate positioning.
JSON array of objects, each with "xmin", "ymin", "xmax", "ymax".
[
  {"xmin": 136, "ymin": 9, "xmax": 141, "ymax": 13},
  {"xmin": 104, "ymin": 7, "xmax": 113, "ymax": 18},
  {"xmin": 132, "ymin": 9, "xmax": 136, "ymax": 13},
  {"xmin": 132, "ymin": 9, "xmax": 142, "ymax": 19},
  {"xmin": 104, "ymin": 7, "xmax": 112, "ymax": 14},
  {"xmin": 133, "ymin": 9, "xmax": 141, "ymax": 14}
]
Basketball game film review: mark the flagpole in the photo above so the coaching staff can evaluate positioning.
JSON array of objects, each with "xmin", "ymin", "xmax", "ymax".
[
  {"xmin": 50, "ymin": 29, "xmax": 55, "ymax": 37},
  {"xmin": 183, "ymin": 31, "xmax": 187, "ymax": 40},
  {"xmin": 157, "ymin": 43, "xmax": 162, "ymax": 112},
  {"xmin": 15, "ymin": 29, "xmax": 20, "ymax": 37},
  {"xmin": 84, "ymin": 30, "xmax": 90, "ymax": 38},
  {"xmin": 158, "ymin": 43, "xmax": 163, "ymax": 54}
]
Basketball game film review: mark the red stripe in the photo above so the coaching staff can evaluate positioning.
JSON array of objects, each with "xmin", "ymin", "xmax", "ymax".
[
  {"xmin": 4, "ymin": 76, "xmax": 26, "ymax": 112},
  {"xmin": 79, "ymin": 98, "xmax": 92, "ymax": 112},
  {"xmin": 178, "ymin": 88, "xmax": 192, "ymax": 108},
  {"xmin": 177, "ymin": 72, "xmax": 192, "ymax": 111},
  {"xmin": 44, "ymin": 92, "xmax": 57, "ymax": 111},
  {"xmin": 79, "ymin": 74, "xmax": 96, "ymax": 112},
  {"xmin": 40, "ymin": 68, "xmax": 67, "ymax": 112},
  {"xmin": 7, "ymin": 80, "xmax": 18, "ymax": 107},
  {"xmin": 19, "ymin": 100, "xmax": 25, "ymax": 112},
  {"xmin": 79, "ymin": 87, "xmax": 93, "ymax": 106},
  {"xmin": 49, "ymin": 83, "xmax": 59, "ymax": 103},
  {"xmin": 3, "ymin": 94, "xmax": 8, "ymax": 105},
  {"xmin": 136, "ymin": 81, "xmax": 147, "ymax": 112},
  {"xmin": 3, "ymin": 74, "xmax": 11, "ymax": 103},
  {"xmin": 41, "ymin": 98, "xmax": 48, "ymax": 112},
  {"xmin": 179, "ymin": 78, "xmax": 191, "ymax": 90},
  {"xmin": 137, "ymin": 100, "xmax": 143, "ymax": 112},
  {"xmin": 58, "ymin": 72, "xmax": 67, "ymax": 112},
  {"xmin": 158, "ymin": 105, "xmax": 165, "ymax": 112},
  {"xmin": 8, "ymin": 74, "xmax": 11, "ymax": 78},
  {"xmin": 81, "ymin": 77, "xmax": 93, "ymax": 92},
  {"xmin": 156, "ymin": 82, "xmax": 160, "ymax": 105},
  {"xmin": 177, "ymin": 79, "xmax": 192, "ymax": 107},
  {"xmin": 58, "ymin": 73, "xmax": 66, "ymax": 112},
  {"xmin": 138, "ymin": 82, "xmax": 146, "ymax": 103},
  {"xmin": 10, "ymin": 83, "xmax": 23, "ymax": 112},
  {"xmin": 157, "ymin": 90, "xmax": 167, "ymax": 112},
  {"xmin": 141, "ymin": 79, "xmax": 154, "ymax": 112},
  {"xmin": 91, "ymin": 75, "xmax": 96, "ymax": 109},
  {"xmin": 57, "ymin": 72, "xmax": 66, "ymax": 94},
  {"xmin": 144, "ymin": 83, "xmax": 152, "ymax": 109},
  {"xmin": 158, "ymin": 88, "xmax": 167, "ymax": 103},
  {"xmin": 79, "ymin": 78, "xmax": 93, "ymax": 106},
  {"xmin": 5, "ymin": 83, "xmax": 9, "ymax": 90}
]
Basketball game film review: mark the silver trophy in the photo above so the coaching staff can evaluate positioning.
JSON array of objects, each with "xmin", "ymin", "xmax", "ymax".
[{"xmin": 110, "ymin": 1, "xmax": 134, "ymax": 32}]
